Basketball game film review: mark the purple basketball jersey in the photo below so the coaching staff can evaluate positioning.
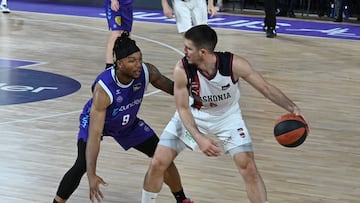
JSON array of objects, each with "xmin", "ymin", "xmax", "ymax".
[{"xmin": 78, "ymin": 64, "xmax": 155, "ymax": 150}]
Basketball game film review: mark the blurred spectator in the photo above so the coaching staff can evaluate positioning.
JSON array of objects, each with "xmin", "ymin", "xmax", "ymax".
[
  {"xmin": 264, "ymin": 0, "xmax": 277, "ymax": 38},
  {"xmin": 161, "ymin": 0, "xmax": 216, "ymax": 33},
  {"xmin": 334, "ymin": 0, "xmax": 360, "ymax": 22},
  {"xmin": 334, "ymin": 0, "xmax": 347, "ymax": 21}
]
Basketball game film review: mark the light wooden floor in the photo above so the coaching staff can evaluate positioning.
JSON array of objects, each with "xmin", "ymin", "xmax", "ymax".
[{"xmin": 0, "ymin": 11, "xmax": 359, "ymax": 203}]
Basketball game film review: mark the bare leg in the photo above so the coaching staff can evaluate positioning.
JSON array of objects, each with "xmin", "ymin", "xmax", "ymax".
[
  {"xmin": 233, "ymin": 152, "xmax": 267, "ymax": 203},
  {"xmin": 106, "ymin": 30, "xmax": 123, "ymax": 64},
  {"xmin": 164, "ymin": 161, "xmax": 183, "ymax": 192},
  {"xmin": 143, "ymin": 145, "xmax": 178, "ymax": 193}
]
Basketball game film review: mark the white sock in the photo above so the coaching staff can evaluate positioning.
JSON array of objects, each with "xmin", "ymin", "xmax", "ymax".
[
  {"xmin": 141, "ymin": 189, "xmax": 158, "ymax": 203},
  {"xmin": 1, "ymin": 0, "xmax": 7, "ymax": 6}
]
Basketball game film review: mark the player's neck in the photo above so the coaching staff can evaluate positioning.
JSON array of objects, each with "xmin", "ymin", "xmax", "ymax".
[
  {"xmin": 115, "ymin": 69, "xmax": 133, "ymax": 85},
  {"xmin": 197, "ymin": 53, "xmax": 217, "ymax": 77}
]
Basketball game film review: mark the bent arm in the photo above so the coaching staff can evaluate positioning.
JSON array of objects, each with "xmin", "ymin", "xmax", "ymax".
[
  {"xmin": 146, "ymin": 62, "xmax": 174, "ymax": 95},
  {"xmin": 173, "ymin": 61, "xmax": 204, "ymax": 141},
  {"xmin": 86, "ymin": 83, "xmax": 110, "ymax": 178}
]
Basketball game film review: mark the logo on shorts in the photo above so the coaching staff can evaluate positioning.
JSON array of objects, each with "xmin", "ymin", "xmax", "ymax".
[
  {"xmin": 237, "ymin": 128, "xmax": 246, "ymax": 138},
  {"xmin": 115, "ymin": 16, "xmax": 122, "ymax": 26},
  {"xmin": 144, "ymin": 125, "xmax": 150, "ymax": 132}
]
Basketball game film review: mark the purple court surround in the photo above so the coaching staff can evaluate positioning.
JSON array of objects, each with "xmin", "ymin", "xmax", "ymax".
[{"xmin": 7, "ymin": 0, "xmax": 360, "ymax": 40}]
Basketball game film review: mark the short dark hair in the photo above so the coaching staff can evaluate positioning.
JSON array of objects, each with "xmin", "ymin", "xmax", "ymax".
[
  {"xmin": 113, "ymin": 31, "xmax": 140, "ymax": 60},
  {"xmin": 184, "ymin": 24, "xmax": 217, "ymax": 52}
]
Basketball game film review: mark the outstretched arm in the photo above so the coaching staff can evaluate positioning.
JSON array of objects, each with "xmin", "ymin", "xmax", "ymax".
[
  {"xmin": 146, "ymin": 62, "xmax": 174, "ymax": 95},
  {"xmin": 86, "ymin": 82, "xmax": 110, "ymax": 203},
  {"xmin": 232, "ymin": 54, "xmax": 301, "ymax": 115}
]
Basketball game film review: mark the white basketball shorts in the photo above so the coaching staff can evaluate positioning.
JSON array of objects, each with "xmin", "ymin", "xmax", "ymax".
[
  {"xmin": 159, "ymin": 105, "xmax": 253, "ymax": 157},
  {"xmin": 172, "ymin": 0, "xmax": 208, "ymax": 33}
]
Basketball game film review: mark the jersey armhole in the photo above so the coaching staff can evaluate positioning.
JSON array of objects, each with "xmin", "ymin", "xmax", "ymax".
[
  {"xmin": 98, "ymin": 80, "xmax": 113, "ymax": 104},
  {"xmin": 142, "ymin": 63, "xmax": 150, "ymax": 90},
  {"xmin": 229, "ymin": 53, "xmax": 238, "ymax": 84}
]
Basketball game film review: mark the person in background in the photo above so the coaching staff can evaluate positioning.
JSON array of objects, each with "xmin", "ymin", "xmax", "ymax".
[
  {"xmin": 334, "ymin": 0, "xmax": 360, "ymax": 22},
  {"xmin": 53, "ymin": 32, "xmax": 191, "ymax": 203},
  {"xmin": 264, "ymin": 0, "xmax": 277, "ymax": 38},
  {"xmin": 161, "ymin": 0, "xmax": 217, "ymax": 33},
  {"xmin": 104, "ymin": 0, "xmax": 134, "ymax": 69},
  {"xmin": 1, "ymin": 0, "xmax": 10, "ymax": 13},
  {"xmin": 334, "ymin": 0, "xmax": 348, "ymax": 21}
]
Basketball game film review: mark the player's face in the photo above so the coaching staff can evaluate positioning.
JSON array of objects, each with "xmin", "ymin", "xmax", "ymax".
[
  {"xmin": 183, "ymin": 39, "xmax": 201, "ymax": 64},
  {"xmin": 119, "ymin": 51, "xmax": 143, "ymax": 79}
]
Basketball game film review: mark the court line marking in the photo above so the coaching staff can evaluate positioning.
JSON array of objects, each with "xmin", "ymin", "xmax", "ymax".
[{"xmin": 0, "ymin": 14, "xmax": 182, "ymax": 125}]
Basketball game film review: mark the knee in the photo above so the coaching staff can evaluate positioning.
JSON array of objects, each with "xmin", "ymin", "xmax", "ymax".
[
  {"xmin": 235, "ymin": 154, "xmax": 259, "ymax": 180},
  {"xmin": 239, "ymin": 161, "xmax": 258, "ymax": 179},
  {"xmin": 149, "ymin": 156, "xmax": 170, "ymax": 173}
]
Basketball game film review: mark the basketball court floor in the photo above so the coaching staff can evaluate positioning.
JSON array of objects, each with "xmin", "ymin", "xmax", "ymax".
[{"xmin": 0, "ymin": 1, "xmax": 359, "ymax": 203}]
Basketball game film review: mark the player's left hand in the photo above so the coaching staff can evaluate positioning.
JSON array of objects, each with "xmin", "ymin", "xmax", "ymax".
[
  {"xmin": 292, "ymin": 106, "xmax": 310, "ymax": 134},
  {"xmin": 198, "ymin": 135, "xmax": 221, "ymax": 157},
  {"xmin": 88, "ymin": 174, "xmax": 108, "ymax": 203}
]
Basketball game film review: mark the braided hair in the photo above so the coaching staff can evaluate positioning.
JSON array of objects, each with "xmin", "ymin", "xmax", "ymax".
[{"xmin": 113, "ymin": 31, "xmax": 140, "ymax": 61}]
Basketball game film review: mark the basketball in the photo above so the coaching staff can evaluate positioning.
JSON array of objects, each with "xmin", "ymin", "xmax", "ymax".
[{"xmin": 273, "ymin": 114, "xmax": 309, "ymax": 147}]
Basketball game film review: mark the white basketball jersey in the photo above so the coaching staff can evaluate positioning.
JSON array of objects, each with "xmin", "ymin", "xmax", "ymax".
[{"xmin": 183, "ymin": 52, "xmax": 241, "ymax": 116}]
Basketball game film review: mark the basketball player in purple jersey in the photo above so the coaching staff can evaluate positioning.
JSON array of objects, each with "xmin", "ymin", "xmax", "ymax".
[
  {"xmin": 53, "ymin": 32, "xmax": 191, "ymax": 203},
  {"xmin": 104, "ymin": 0, "xmax": 134, "ymax": 69}
]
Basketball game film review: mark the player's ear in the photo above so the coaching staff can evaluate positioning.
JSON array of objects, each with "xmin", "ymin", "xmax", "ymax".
[
  {"xmin": 199, "ymin": 48, "xmax": 207, "ymax": 56},
  {"xmin": 115, "ymin": 60, "xmax": 122, "ymax": 69}
]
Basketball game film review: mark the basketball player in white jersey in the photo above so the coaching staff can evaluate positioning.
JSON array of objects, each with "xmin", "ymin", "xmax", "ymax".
[
  {"xmin": 161, "ymin": 0, "xmax": 217, "ymax": 33},
  {"xmin": 1, "ymin": 0, "xmax": 10, "ymax": 13},
  {"xmin": 141, "ymin": 25, "xmax": 307, "ymax": 203}
]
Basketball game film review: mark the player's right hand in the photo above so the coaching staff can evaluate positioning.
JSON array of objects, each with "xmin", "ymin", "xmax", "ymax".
[
  {"xmin": 88, "ymin": 174, "xmax": 108, "ymax": 203},
  {"xmin": 208, "ymin": 5, "xmax": 217, "ymax": 17},
  {"xmin": 198, "ymin": 136, "xmax": 221, "ymax": 157},
  {"xmin": 111, "ymin": 0, "xmax": 120, "ymax": 11},
  {"xmin": 163, "ymin": 6, "xmax": 174, "ymax": 18}
]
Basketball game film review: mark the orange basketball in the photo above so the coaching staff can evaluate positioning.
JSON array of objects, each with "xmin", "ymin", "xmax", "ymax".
[{"xmin": 273, "ymin": 114, "xmax": 309, "ymax": 147}]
